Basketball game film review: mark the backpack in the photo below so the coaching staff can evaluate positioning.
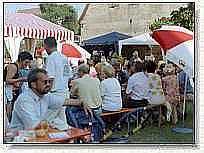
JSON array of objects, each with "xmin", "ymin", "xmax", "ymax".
[{"xmin": 65, "ymin": 106, "xmax": 105, "ymax": 142}]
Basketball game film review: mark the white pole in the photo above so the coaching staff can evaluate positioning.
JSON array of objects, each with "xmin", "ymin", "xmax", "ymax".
[{"xmin": 182, "ymin": 72, "xmax": 188, "ymax": 127}]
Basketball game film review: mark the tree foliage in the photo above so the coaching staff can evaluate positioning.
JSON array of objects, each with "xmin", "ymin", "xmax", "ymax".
[
  {"xmin": 149, "ymin": 3, "xmax": 194, "ymax": 31},
  {"xmin": 39, "ymin": 3, "xmax": 79, "ymax": 33}
]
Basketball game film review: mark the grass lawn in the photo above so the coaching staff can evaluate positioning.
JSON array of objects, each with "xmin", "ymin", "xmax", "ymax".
[{"xmin": 108, "ymin": 102, "xmax": 195, "ymax": 144}]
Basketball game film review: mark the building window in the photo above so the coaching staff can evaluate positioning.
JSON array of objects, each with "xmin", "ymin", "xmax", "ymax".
[
  {"xmin": 108, "ymin": 4, "xmax": 119, "ymax": 9},
  {"xmin": 129, "ymin": 19, "xmax": 132, "ymax": 24}
]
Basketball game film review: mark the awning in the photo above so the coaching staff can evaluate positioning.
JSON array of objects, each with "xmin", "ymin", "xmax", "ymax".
[
  {"xmin": 83, "ymin": 31, "xmax": 131, "ymax": 45},
  {"xmin": 4, "ymin": 13, "xmax": 74, "ymax": 41},
  {"xmin": 118, "ymin": 33, "xmax": 159, "ymax": 55}
]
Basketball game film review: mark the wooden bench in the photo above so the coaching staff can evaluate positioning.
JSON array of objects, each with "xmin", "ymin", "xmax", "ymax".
[
  {"xmin": 101, "ymin": 108, "xmax": 133, "ymax": 117},
  {"xmin": 24, "ymin": 127, "xmax": 91, "ymax": 143}
]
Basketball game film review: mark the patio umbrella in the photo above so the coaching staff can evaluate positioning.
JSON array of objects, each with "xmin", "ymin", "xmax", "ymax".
[
  {"xmin": 35, "ymin": 42, "xmax": 91, "ymax": 63},
  {"xmin": 152, "ymin": 25, "xmax": 194, "ymax": 78},
  {"xmin": 152, "ymin": 25, "xmax": 194, "ymax": 134}
]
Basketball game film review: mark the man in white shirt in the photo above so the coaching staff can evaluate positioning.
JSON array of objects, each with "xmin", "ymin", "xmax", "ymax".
[
  {"xmin": 44, "ymin": 37, "xmax": 73, "ymax": 126},
  {"xmin": 44, "ymin": 37, "xmax": 72, "ymax": 95},
  {"xmin": 9, "ymin": 68, "xmax": 91, "ymax": 131}
]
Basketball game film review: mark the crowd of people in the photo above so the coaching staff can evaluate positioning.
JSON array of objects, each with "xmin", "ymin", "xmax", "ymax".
[{"xmin": 4, "ymin": 37, "xmax": 194, "ymax": 140}]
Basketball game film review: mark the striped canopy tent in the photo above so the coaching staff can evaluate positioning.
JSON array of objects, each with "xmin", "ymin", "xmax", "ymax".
[{"xmin": 4, "ymin": 13, "xmax": 74, "ymax": 61}]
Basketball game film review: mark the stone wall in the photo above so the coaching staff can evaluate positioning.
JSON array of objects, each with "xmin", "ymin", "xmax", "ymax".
[{"xmin": 80, "ymin": 3, "xmax": 188, "ymax": 40}]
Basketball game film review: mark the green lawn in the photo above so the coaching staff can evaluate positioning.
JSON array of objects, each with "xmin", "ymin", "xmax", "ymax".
[{"xmin": 109, "ymin": 102, "xmax": 194, "ymax": 144}]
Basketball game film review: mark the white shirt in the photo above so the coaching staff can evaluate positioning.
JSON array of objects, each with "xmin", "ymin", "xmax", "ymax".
[
  {"xmin": 46, "ymin": 51, "xmax": 73, "ymax": 93},
  {"xmin": 101, "ymin": 78, "xmax": 122, "ymax": 111},
  {"xmin": 126, "ymin": 72, "xmax": 150, "ymax": 100},
  {"xmin": 9, "ymin": 88, "xmax": 67, "ymax": 131}
]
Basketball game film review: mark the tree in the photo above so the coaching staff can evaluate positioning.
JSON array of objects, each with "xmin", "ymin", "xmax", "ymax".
[
  {"xmin": 39, "ymin": 3, "xmax": 79, "ymax": 33},
  {"xmin": 149, "ymin": 3, "xmax": 194, "ymax": 31}
]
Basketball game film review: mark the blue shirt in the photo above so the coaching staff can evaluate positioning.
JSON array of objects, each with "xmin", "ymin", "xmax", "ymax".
[
  {"xmin": 126, "ymin": 72, "xmax": 150, "ymax": 100},
  {"xmin": 178, "ymin": 70, "xmax": 193, "ymax": 94}
]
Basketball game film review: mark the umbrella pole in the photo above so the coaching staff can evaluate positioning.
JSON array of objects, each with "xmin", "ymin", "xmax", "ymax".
[{"xmin": 182, "ymin": 73, "xmax": 188, "ymax": 127}]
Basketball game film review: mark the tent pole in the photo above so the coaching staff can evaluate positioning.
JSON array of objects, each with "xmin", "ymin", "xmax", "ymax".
[{"xmin": 182, "ymin": 72, "xmax": 188, "ymax": 127}]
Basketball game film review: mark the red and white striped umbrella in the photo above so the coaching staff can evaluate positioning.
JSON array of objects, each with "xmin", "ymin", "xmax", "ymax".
[
  {"xmin": 152, "ymin": 25, "xmax": 194, "ymax": 78},
  {"xmin": 4, "ymin": 13, "xmax": 74, "ymax": 41},
  {"xmin": 35, "ymin": 42, "xmax": 91, "ymax": 59}
]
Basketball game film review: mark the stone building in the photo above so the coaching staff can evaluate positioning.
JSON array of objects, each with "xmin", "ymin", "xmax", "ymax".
[
  {"xmin": 79, "ymin": 3, "xmax": 188, "ymax": 61},
  {"xmin": 79, "ymin": 3, "xmax": 188, "ymax": 40}
]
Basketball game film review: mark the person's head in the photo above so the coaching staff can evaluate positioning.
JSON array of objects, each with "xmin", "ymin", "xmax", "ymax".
[
  {"xmin": 27, "ymin": 68, "xmax": 52, "ymax": 96},
  {"xmin": 44, "ymin": 37, "xmax": 57, "ymax": 55},
  {"xmin": 146, "ymin": 61, "xmax": 157, "ymax": 73},
  {"xmin": 17, "ymin": 51, "xmax": 33, "ymax": 69},
  {"xmin": 95, "ymin": 62, "xmax": 105, "ymax": 80},
  {"xmin": 127, "ymin": 61, "xmax": 135, "ymax": 75},
  {"xmin": 78, "ymin": 64, "xmax": 90, "ymax": 77},
  {"xmin": 134, "ymin": 61, "xmax": 143, "ymax": 73},
  {"xmin": 87, "ymin": 59, "xmax": 94, "ymax": 66},
  {"xmin": 101, "ymin": 64, "xmax": 115, "ymax": 79},
  {"xmin": 164, "ymin": 63, "xmax": 176, "ymax": 75},
  {"xmin": 175, "ymin": 65, "xmax": 182, "ymax": 73},
  {"xmin": 132, "ymin": 50, "xmax": 139, "ymax": 58},
  {"xmin": 111, "ymin": 60, "xmax": 121, "ymax": 73},
  {"xmin": 78, "ymin": 59, "xmax": 85, "ymax": 66}
]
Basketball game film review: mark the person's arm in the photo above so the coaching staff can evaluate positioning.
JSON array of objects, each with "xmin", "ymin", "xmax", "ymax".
[
  {"xmin": 6, "ymin": 64, "xmax": 26, "ymax": 84},
  {"xmin": 100, "ymin": 81, "xmax": 106, "ymax": 99},
  {"xmin": 126, "ymin": 77, "xmax": 133, "ymax": 95},
  {"xmin": 45, "ymin": 57, "xmax": 56, "ymax": 79},
  {"xmin": 63, "ymin": 98, "xmax": 92, "ymax": 116},
  {"xmin": 70, "ymin": 80, "xmax": 78, "ymax": 96}
]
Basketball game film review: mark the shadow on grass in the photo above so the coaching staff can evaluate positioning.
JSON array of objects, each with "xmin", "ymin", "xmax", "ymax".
[{"xmin": 111, "ymin": 102, "xmax": 194, "ymax": 144}]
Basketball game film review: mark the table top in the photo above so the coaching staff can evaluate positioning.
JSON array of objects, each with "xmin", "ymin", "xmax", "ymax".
[{"xmin": 24, "ymin": 127, "xmax": 91, "ymax": 143}]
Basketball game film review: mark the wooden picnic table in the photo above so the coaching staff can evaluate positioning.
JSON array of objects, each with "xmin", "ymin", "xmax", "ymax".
[{"xmin": 24, "ymin": 127, "xmax": 91, "ymax": 143}]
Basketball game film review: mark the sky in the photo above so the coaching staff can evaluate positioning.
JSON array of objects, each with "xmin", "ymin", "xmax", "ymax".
[{"xmin": 4, "ymin": 3, "xmax": 84, "ymax": 17}]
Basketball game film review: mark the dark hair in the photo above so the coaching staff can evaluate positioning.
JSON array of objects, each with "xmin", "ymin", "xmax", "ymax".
[
  {"xmin": 27, "ymin": 68, "xmax": 47, "ymax": 88},
  {"xmin": 134, "ymin": 61, "xmax": 143, "ymax": 72},
  {"xmin": 17, "ymin": 52, "xmax": 33, "ymax": 62},
  {"xmin": 44, "ymin": 37, "xmax": 57, "ymax": 48},
  {"xmin": 78, "ymin": 59, "xmax": 85, "ymax": 66},
  {"xmin": 146, "ymin": 61, "xmax": 157, "ymax": 73}
]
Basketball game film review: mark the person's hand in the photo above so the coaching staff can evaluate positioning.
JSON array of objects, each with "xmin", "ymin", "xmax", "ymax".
[
  {"xmin": 6, "ymin": 103, "xmax": 12, "ymax": 121},
  {"xmin": 19, "ymin": 77, "xmax": 27, "ymax": 82},
  {"xmin": 82, "ymin": 102, "xmax": 93, "ymax": 117}
]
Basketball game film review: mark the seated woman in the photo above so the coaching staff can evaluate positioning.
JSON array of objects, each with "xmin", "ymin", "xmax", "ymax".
[
  {"xmin": 145, "ymin": 61, "xmax": 166, "ymax": 105},
  {"xmin": 101, "ymin": 64, "xmax": 122, "ymax": 112},
  {"xmin": 126, "ymin": 62, "xmax": 149, "ymax": 108}
]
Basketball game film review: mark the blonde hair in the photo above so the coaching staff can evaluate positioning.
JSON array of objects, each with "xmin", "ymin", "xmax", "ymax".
[
  {"xmin": 95, "ymin": 63, "xmax": 106, "ymax": 74},
  {"xmin": 101, "ymin": 64, "xmax": 115, "ymax": 78}
]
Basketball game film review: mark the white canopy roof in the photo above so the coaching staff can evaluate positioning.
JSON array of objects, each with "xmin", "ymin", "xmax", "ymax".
[{"xmin": 118, "ymin": 33, "xmax": 159, "ymax": 55}]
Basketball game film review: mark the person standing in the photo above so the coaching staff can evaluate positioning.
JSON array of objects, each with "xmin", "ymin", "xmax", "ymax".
[
  {"xmin": 4, "ymin": 51, "xmax": 33, "ymax": 121},
  {"xmin": 162, "ymin": 63, "xmax": 180, "ymax": 124},
  {"xmin": 44, "ymin": 37, "xmax": 72, "ymax": 95},
  {"xmin": 44, "ymin": 37, "xmax": 73, "ymax": 126}
]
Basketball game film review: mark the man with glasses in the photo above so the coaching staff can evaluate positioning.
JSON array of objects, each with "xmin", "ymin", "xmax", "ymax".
[{"xmin": 9, "ymin": 68, "xmax": 91, "ymax": 131}]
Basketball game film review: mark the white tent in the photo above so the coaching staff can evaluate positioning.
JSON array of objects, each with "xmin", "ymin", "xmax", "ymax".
[
  {"xmin": 4, "ymin": 13, "xmax": 74, "ymax": 61},
  {"xmin": 118, "ymin": 33, "xmax": 159, "ymax": 55}
]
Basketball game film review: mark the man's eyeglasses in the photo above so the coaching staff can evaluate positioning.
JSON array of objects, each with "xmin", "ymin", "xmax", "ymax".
[{"xmin": 37, "ymin": 79, "xmax": 52, "ymax": 85}]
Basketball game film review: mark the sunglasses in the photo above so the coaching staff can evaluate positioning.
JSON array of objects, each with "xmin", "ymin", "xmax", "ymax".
[{"xmin": 37, "ymin": 79, "xmax": 52, "ymax": 85}]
